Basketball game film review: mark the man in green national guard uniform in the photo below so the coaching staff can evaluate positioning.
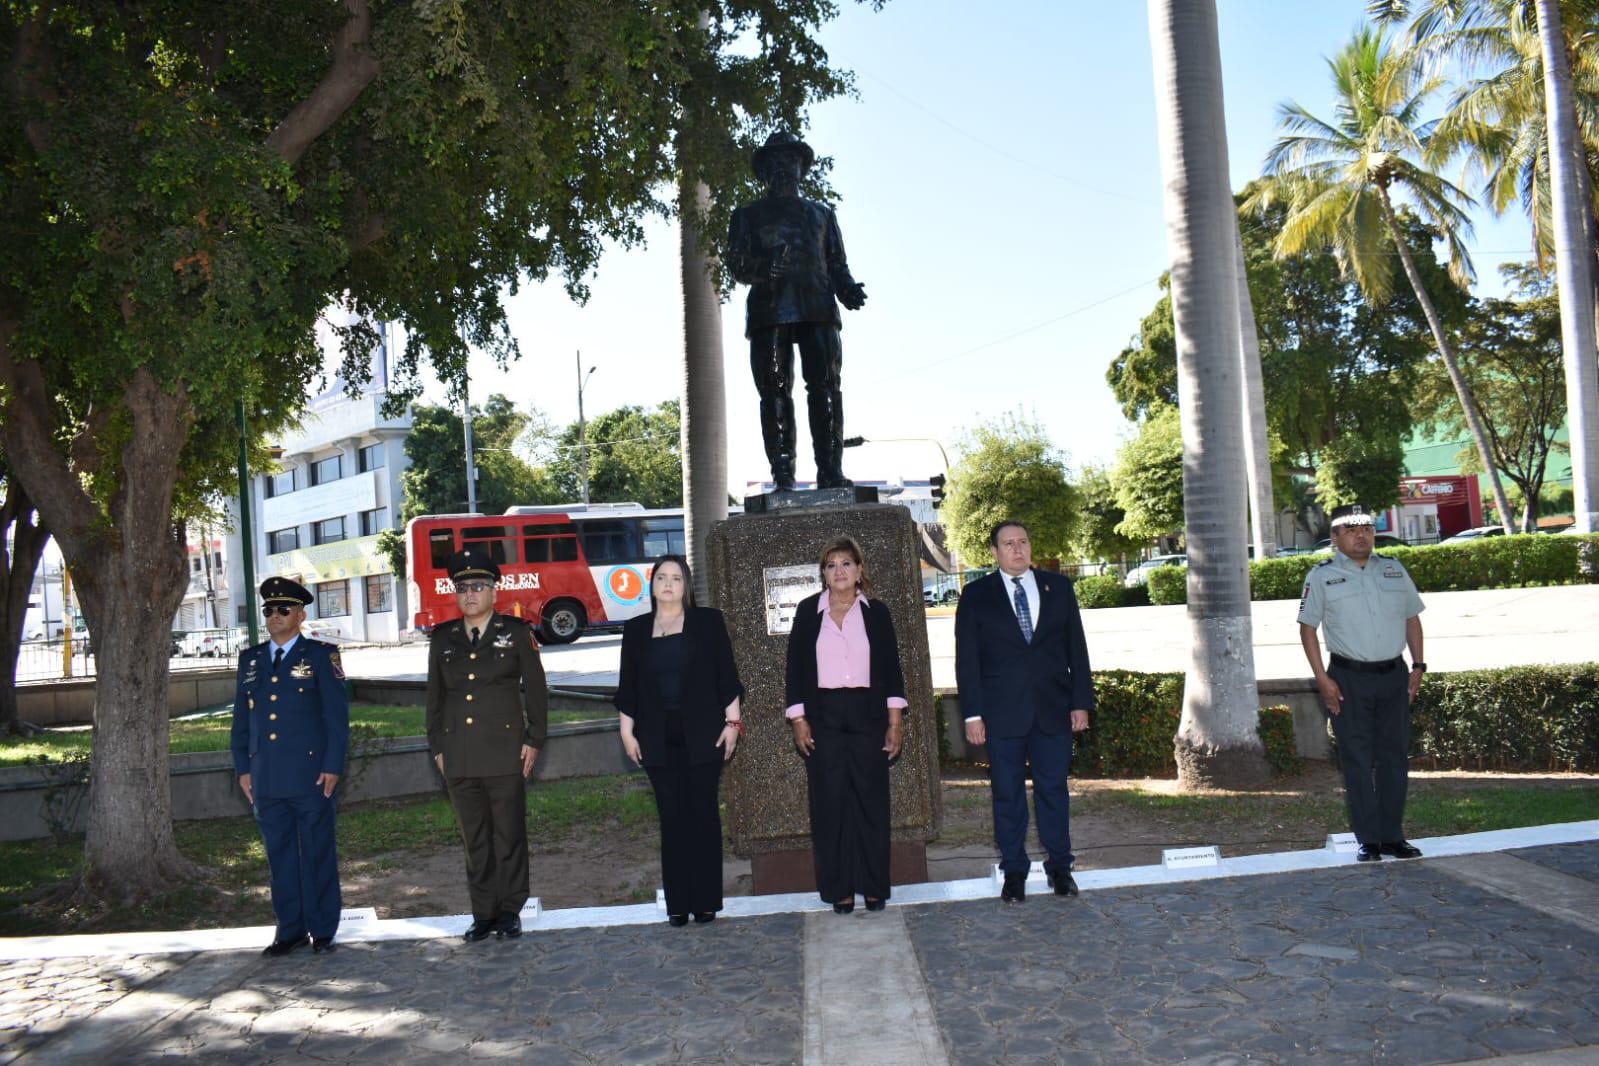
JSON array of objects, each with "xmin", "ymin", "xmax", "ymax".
[
  {"xmin": 1298, "ymin": 504, "xmax": 1427, "ymax": 864},
  {"xmin": 231, "ymin": 576, "xmax": 350, "ymax": 956},
  {"xmin": 427, "ymin": 548, "xmax": 549, "ymax": 941}
]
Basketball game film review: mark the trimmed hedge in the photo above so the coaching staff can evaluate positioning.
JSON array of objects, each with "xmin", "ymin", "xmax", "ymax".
[
  {"xmin": 1147, "ymin": 532, "xmax": 1599, "ymax": 606},
  {"xmin": 1407, "ymin": 664, "xmax": 1599, "ymax": 771},
  {"xmin": 1073, "ymin": 574, "xmax": 1151, "ymax": 609},
  {"xmin": 1071, "ymin": 669, "xmax": 1300, "ymax": 778}
]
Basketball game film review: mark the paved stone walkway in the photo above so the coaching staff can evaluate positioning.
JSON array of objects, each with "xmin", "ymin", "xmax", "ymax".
[{"xmin": 3, "ymin": 843, "xmax": 1598, "ymax": 1063}]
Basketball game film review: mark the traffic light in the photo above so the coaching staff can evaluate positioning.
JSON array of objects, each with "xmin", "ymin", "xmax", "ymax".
[{"xmin": 930, "ymin": 473, "xmax": 946, "ymax": 509}]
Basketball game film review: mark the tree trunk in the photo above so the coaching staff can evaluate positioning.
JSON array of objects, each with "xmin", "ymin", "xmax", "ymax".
[
  {"xmin": 1233, "ymin": 226, "xmax": 1276, "ymax": 561},
  {"xmin": 1375, "ymin": 188, "xmax": 1517, "ymax": 533},
  {"xmin": 679, "ymin": 172, "xmax": 728, "ymax": 602},
  {"xmin": 1, "ymin": 477, "xmax": 49, "ymax": 735},
  {"xmin": 1535, "ymin": 0, "xmax": 1599, "ymax": 533},
  {"xmin": 1148, "ymin": 0, "xmax": 1269, "ymax": 790},
  {"xmin": 0, "ymin": 364, "xmax": 196, "ymax": 901}
]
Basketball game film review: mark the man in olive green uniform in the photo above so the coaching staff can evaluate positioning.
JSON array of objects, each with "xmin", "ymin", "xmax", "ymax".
[
  {"xmin": 427, "ymin": 548, "xmax": 548, "ymax": 940},
  {"xmin": 1298, "ymin": 504, "xmax": 1427, "ymax": 863}
]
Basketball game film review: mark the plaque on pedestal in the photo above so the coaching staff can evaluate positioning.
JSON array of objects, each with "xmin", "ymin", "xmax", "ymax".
[
  {"xmin": 742, "ymin": 485, "xmax": 880, "ymax": 514},
  {"xmin": 706, "ymin": 501, "xmax": 941, "ymax": 895}
]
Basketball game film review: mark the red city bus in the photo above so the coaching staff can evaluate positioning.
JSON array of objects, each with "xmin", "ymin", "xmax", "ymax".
[{"xmin": 406, "ymin": 503, "xmax": 687, "ymax": 644}]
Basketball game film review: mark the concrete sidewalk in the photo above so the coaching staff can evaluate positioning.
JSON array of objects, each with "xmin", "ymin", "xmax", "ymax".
[{"xmin": 4, "ymin": 830, "xmax": 1599, "ymax": 1064}]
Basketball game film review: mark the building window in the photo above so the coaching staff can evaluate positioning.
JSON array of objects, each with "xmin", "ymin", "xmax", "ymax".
[
  {"xmin": 268, "ymin": 528, "xmax": 300, "ymax": 554},
  {"xmin": 314, "ymin": 517, "xmax": 346, "ymax": 546},
  {"xmin": 364, "ymin": 575, "xmax": 392, "ymax": 613},
  {"xmin": 359, "ymin": 507, "xmax": 389, "ymax": 537},
  {"xmin": 358, "ymin": 444, "xmax": 385, "ymax": 473},
  {"xmin": 266, "ymin": 470, "xmax": 295, "ymax": 498},
  {"xmin": 317, "ymin": 580, "xmax": 350, "ymax": 618},
  {"xmin": 310, "ymin": 454, "xmax": 342, "ymax": 486}
]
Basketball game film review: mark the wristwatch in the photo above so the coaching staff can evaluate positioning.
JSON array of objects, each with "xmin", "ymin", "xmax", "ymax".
[{"xmin": 1410, "ymin": 662, "xmax": 1427, "ymax": 672}]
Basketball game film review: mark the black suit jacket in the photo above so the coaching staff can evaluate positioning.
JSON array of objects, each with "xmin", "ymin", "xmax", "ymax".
[
  {"xmin": 614, "ymin": 607, "xmax": 744, "ymax": 766},
  {"xmin": 954, "ymin": 568, "xmax": 1094, "ymax": 739},
  {"xmin": 784, "ymin": 593, "xmax": 908, "ymax": 717}
]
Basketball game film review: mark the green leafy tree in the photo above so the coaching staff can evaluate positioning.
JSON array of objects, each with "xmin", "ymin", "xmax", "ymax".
[
  {"xmin": 1252, "ymin": 27, "xmax": 1517, "ymax": 531},
  {"xmin": 1111, "ymin": 406, "xmax": 1186, "ymax": 542},
  {"xmin": 0, "ymin": 0, "xmax": 820, "ymax": 902},
  {"xmin": 1067, "ymin": 465, "xmax": 1146, "ymax": 564},
  {"xmin": 1111, "ymin": 188, "xmax": 1455, "ymax": 515},
  {"xmin": 943, "ymin": 415, "xmax": 1077, "ymax": 566},
  {"xmin": 551, "ymin": 401, "xmax": 683, "ymax": 509},
  {"xmin": 1415, "ymin": 265, "xmax": 1569, "ymax": 529},
  {"xmin": 400, "ymin": 396, "xmax": 559, "ymax": 522}
]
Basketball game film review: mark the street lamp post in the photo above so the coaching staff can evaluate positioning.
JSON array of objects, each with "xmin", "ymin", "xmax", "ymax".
[
  {"xmin": 843, "ymin": 434, "xmax": 962, "ymax": 587},
  {"xmin": 576, "ymin": 351, "xmax": 596, "ymax": 505}
]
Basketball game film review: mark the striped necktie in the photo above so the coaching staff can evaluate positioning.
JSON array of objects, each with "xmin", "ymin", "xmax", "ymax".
[{"xmin": 1012, "ymin": 577, "xmax": 1033, "ymax": 644}]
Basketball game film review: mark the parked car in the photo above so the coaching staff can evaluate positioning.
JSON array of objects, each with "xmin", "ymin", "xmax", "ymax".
[
  {"xmin": 1441, "ymin": 525, "xmax": 1505, "ymax": 543},
  {"xmin": 1123, "ymin": 554, "xmax": 1187, "ymax": 588},
  {"xmin": 174, "ymin": 630, "xmax": 247, "ymax": 658}
]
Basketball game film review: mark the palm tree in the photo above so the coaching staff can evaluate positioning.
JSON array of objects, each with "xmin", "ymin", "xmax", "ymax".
[
  {"xmin": 1147, "ymin": 0, "xmax": 1271, "ymax": 789},
  {"xmin": 678, "ymin": 172, "xmax": 727, "ymax": 600},
  {"xmin": 1254, "ymin": 28, "xmax": 1519, "ymax": 531},
  {"xmin": 1235, "ymin": 228, "xmax": 1277, "ymax": 560},
  {"xmin": 1533, "ymin": 0, "xmax": 1599, "ymax": 531},
  {"xmin": 1374, "ymin": 0, "xmax": 1599, "ymax": 531}
]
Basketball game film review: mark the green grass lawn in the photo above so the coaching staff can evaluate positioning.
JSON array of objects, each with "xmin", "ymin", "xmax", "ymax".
[
  {"xmin": 0, "ymin": 773, "xmax": 659, "ymax": 936},
  {"xmin": 0, "ymin": 704, "xmax": 612, "ymax": 767}
]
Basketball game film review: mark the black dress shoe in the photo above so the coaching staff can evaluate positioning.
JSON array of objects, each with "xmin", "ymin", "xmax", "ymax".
[
  {"xmin": 1381, "ymin": 841, "xmax": 1423, "ymax": 859},
  {"xmin": 668, "ymin": 913, "xmax": 690, "ymax": 927},
  {"xmin": 833, "ymin": 901, "xmax": 855, "ymax": 915},
  {"xmin": 1049, "ymin": 870, "xmax": 1079, "ymax": 897},
  {"xmin": 1356, "ymin": 843, "xmax": 1383, "ymax": 862},
  {"xmin": 262, "ymin": 933, "xmax": 310, "ymax": 958},
  {"xmin": 311, "ymin": 937, "xmax": 336, "ymax": 954},
  {"xmin": 693, "ymin": 912, "xmax": 717, "ymax": 924},
  {"xmin": 1001, "ymin": 873, "xmax": 1027, "ymax": 903},
  {"xmin": 864, "ymin": 898, "xmax": 886, "ymax": 912},
  {"xmin": 463, "ymin": 919, "xmax": 497, "ymax": 942},
  {"xmin": 495, "ymin": 913, "xmax": 522, "ymax": 938}
]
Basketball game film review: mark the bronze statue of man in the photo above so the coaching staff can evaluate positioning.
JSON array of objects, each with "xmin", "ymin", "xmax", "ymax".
[{"xmin": 728, "ymin": 132, "xmax": 867, "ymax": 491}]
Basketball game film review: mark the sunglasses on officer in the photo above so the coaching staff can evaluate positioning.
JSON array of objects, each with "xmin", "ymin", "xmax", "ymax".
[
  {"xmin": 261, "ymin": 604, "xmax": 298, "ymax": 617},
  {"xmin": 455, "ymin": 581, "xmax": 495, "ymax": 595}
]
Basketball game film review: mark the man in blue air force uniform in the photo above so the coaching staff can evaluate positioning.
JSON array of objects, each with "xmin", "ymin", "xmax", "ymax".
[
  {"xmin": 1298, "ymin": 504, "xmax": 1427, "ymax": 864},
  {"xmin": 231, "ymin": 577, "xmax": 351, "ymax": 956}
]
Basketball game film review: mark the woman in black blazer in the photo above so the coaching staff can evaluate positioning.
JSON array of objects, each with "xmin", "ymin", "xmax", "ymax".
[
  {"xmin": 785, "ymin": 535, "xmax": 908, "ymax": 914},
  {"xmin": 614, "ymin": 555, "xmax": 744, "ymax": 926}
]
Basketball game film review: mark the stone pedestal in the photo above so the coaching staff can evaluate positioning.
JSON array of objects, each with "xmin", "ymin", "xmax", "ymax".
[{"xmin": 706, "ymin": 502, "xmax": 942, "ymax": 895}]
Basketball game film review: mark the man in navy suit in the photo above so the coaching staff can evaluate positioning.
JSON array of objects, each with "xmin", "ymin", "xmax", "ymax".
[
  {"xmin": 231, "ymin": 577, "xmax": 350, "ymax": 956},
  {"xmin": 956, "ymin": 521, "xmax": 1094, "ymax": 902}
]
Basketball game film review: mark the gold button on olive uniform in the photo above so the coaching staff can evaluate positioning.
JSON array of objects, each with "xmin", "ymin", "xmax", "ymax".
[
  {"xmin": 466, "ymin": 717, "xmax": 474, "ymax": 725},
  {"xmin": 465, "ymin": 693, "xmax": 474, "ymax": 701}
]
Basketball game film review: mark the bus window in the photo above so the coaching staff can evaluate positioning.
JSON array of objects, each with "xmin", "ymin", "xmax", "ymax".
[
  {"xmin": 580, "ymin": 520, "xmax": 638, "ymax": 564},
  {"xmin": 462, "ymin": 524, "xmax": 519, "ymax": 566},
  {"xmin": 524, "ymin": 524, "xmax": 579, "ymax": 565},
  {"xmin": 642, "ymin": 517, "xmax": 686, "ymax": 559},
  {"xmin": 429, "ymin": 528, "xmax": 456, "ymax": 570}
]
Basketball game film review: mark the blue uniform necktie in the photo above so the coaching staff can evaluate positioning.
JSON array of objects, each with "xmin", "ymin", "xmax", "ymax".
[
  {"xmin": 272, "ymin": 648, "xmax": 283, "ymax": 675},
  {"xmin": 1013, "ymin": 576, "xmax": 1033, "ymax": 644}
]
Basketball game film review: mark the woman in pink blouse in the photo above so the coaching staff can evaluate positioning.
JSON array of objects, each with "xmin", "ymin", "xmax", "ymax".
[{"xmin": 784, "ymin": 536, "xmax": 908, "ymax": 913}]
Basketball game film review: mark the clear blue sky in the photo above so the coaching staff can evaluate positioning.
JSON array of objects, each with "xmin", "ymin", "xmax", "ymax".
[{"xmin": 429, "ymin": 1, "xmax": 1535, "ymax": 497}]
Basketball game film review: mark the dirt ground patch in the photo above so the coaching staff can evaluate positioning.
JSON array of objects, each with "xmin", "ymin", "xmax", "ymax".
[{"xmin": 341, "ymin": 765, "xmax": 1599, "ymax": 919}]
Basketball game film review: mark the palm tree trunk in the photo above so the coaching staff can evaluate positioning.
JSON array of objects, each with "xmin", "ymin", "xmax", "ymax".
[
  {"xmin": 1375, "ymin": 187, "xmax": 1517, "ymax": 532},
  {"xmin": 1234, "ymin": 226, "xmax": 1276, "ymax": 560},
  {"xmin": 1535, "ymin": 0, "xmax": 1599, "ymax": 533},
  {"xmin": 678, "ymin": 172, "xmax": 728, "ymax": 601},
  {"xmin": 1148, "ymin": 0, "xmax": 1269, "ymax": 789}
]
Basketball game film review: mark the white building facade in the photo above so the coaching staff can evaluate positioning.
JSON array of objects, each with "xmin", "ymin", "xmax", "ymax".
[{"xmin": 225, "ymin": 316, "xmax": 413, "ymax": 642}]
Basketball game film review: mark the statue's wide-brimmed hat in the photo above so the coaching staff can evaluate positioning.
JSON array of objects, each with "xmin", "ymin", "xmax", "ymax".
[{"xmin": 752, "ymin": 131, "xmax": 815, "ymax": 180}]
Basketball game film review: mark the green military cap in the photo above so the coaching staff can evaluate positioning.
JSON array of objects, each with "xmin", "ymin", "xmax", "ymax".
[{"xmin": 447, "ymin": 548, "xmax": 500, "ymax": 583}]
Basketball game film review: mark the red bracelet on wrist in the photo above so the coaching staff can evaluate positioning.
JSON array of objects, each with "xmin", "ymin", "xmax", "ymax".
[{"xmin": 726, "ymin": 718, "xmax": 745, "ymax": 737}]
